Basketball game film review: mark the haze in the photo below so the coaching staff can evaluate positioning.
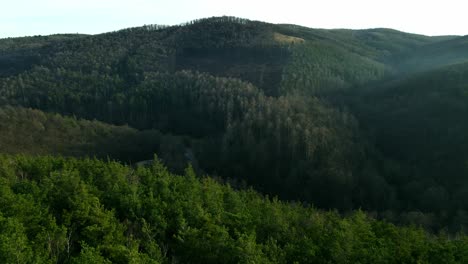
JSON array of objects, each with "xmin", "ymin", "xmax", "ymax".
[{"xmin": 1, "ymin": 0, "xmax": 467, "ymax": 38}]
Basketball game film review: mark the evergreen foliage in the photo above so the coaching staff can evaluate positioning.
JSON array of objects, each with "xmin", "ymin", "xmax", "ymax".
[
  {"xmin": 0, "ymin": 155, "xmax": 466, "ymax": 263},
  {"xmin": 1, "ymin": 17, "xmax": 468, "ymax": 262}
]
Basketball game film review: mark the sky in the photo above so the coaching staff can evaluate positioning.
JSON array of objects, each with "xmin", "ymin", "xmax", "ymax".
[{"xmin": 1, "ymin": 0, "xmax": 467, "ymax": 38}]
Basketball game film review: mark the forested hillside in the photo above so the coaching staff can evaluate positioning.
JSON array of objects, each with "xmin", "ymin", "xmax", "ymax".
[
  {"xmin": 0, "ymin": 106, "xmax": 190, "ymax": 171},
  {"xmin": 1, "ymin": 16, "xmax": 468, "ymax": 262},
  {"xmin": 348, "ymin": 63, "xmax": 468, "ymax": 228}
]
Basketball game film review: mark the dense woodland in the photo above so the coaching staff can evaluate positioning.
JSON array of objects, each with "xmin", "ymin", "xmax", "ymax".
[
  {"xmin": 2, "ymin": 16, "xmax": 468, "ymax": 262},
  {"xmin": 2, "ymin": 155, "xmax": 468, "ymax": 263}
]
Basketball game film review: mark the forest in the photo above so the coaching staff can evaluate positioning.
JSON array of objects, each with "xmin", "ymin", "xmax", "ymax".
[{"xmin": 1, "ymin": 16, "xmax": 468, "ymax": 262}]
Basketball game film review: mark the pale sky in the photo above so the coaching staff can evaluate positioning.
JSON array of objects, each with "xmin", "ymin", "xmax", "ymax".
[{"xmin": 1, "ymin": 0, "xmax": 467, "ymax": 38}]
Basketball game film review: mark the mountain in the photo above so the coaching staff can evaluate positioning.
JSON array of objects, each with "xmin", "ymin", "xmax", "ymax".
[{"xmin": 1, "ymin": 16, "xmax": 468, "ymax": 239}]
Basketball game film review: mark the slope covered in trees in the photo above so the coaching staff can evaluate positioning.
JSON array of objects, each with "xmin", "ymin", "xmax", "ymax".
[
  {"xmin": 398, "ymin": 36, "xmax": 468, "ymax": 74},
  {"xmin": 347, "ymin": 62, "xmax": 468, "ymax": 230},
  {"xmin": 1, "ymin": 16, "xmax": 468, "ymax": 250},
  {"xmin": 0, "ymin": 106, "xmax": 190, "ymax": 171}
]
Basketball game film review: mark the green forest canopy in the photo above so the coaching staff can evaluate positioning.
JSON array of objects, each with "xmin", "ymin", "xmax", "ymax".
[
  {"xmin": 1, "ymin": 155, "xmax": 467, "ymax": 263},
  {"xmin": 1, "ymin": 16, "xmax": 468, "ymax": 261}
]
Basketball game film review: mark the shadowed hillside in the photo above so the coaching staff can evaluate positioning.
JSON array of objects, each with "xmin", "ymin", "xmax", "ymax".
[{"xmin": 1, "ymin": 16, "xmax": 468, "ymax": 235}]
